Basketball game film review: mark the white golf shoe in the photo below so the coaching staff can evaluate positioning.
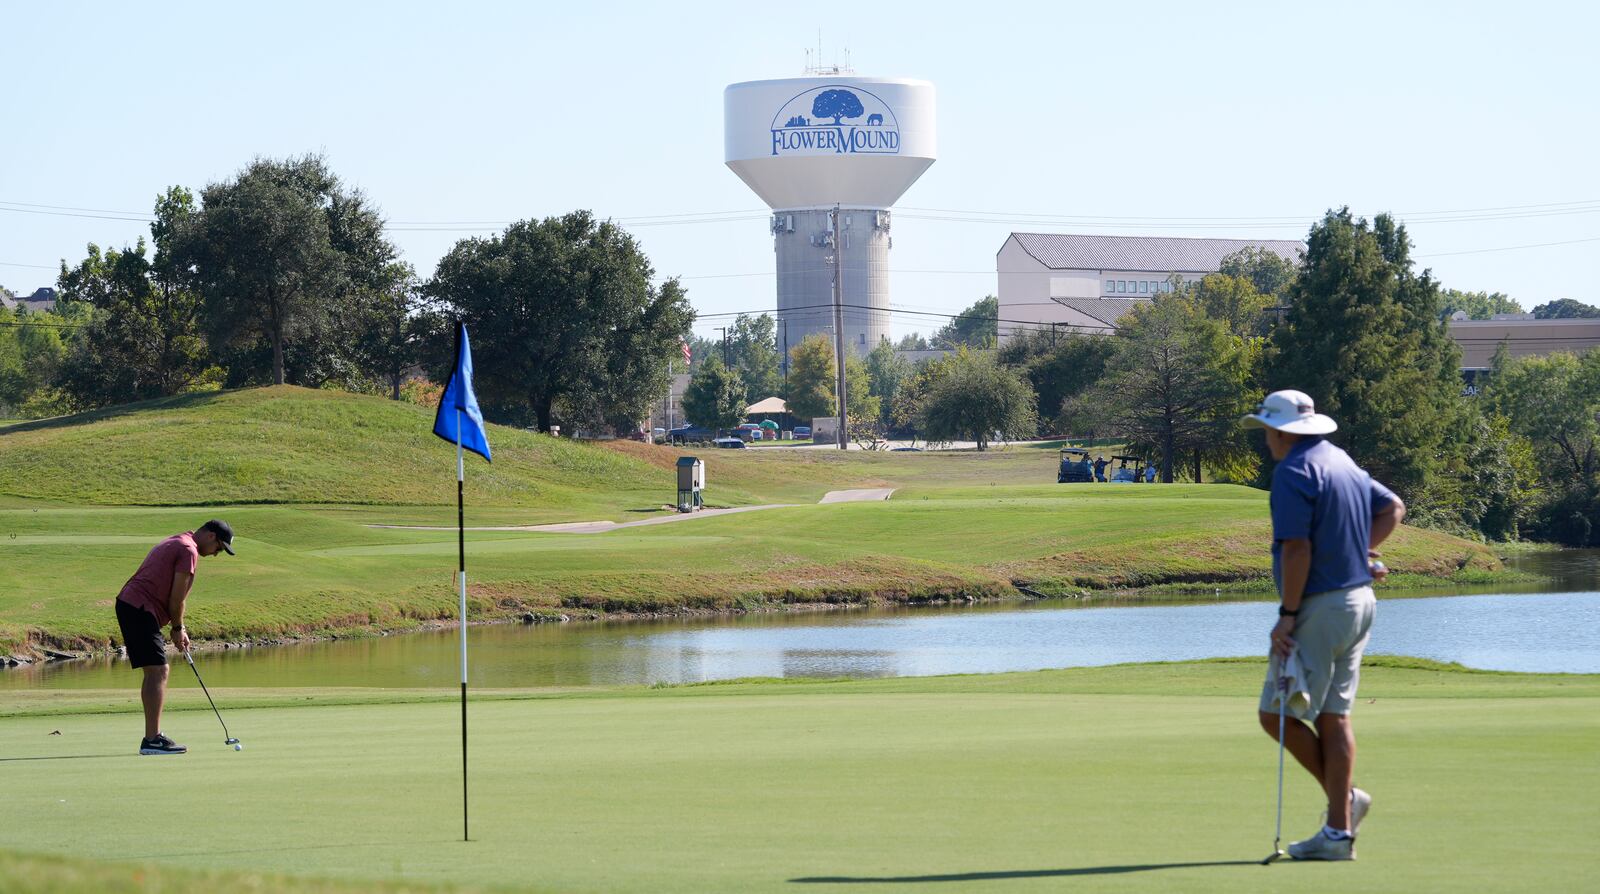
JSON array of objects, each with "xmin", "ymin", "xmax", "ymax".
[
  {"xmin": 1351, "ymin": 787, "xmax": 1372, "ymax": 835},
  {"xmin": 1288, "ymin": 829, "xmax": 1355, "ymax": 861}
]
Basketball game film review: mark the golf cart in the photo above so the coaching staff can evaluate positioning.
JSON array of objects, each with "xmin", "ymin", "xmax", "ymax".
[
  {"xmin": 1057, "ymin": 447, "xmax": 1094, "ymax": 483},
  {"xmin": 1107, "ymin": 454, "xmax": 1146, "ymax": 483}
]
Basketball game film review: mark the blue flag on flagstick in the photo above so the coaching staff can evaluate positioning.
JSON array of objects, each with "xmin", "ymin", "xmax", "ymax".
[{"xmin": 433, "ymin": 322, "xmax": 492, "ymax": 462}]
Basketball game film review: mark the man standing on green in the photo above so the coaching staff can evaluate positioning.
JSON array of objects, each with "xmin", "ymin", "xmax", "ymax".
[
  {"xmin": 114, "ymin": 520, "xmax": 234, "ymax": 755},
  {"xmin": 1243, "ymin": 391, "xmax": 1405, "ymax": 861}
]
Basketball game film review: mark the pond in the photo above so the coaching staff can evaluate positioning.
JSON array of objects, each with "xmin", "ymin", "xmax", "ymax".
[{"xmin": 6, "ymin": 549, "xmax": 1597, "ymax": 689}]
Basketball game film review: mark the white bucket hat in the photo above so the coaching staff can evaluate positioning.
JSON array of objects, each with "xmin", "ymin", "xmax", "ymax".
[{"xmin": 1240, "ymin": 389, "xmax": 1337, "ymax": 435}]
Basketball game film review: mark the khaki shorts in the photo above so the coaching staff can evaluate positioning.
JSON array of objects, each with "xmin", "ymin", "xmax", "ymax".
[{"xmin": 1259, "ymin": 584, "xmax": 1376, "ymax": 717}]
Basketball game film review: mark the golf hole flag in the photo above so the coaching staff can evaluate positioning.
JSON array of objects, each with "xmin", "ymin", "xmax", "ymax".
[{"xmin": 433, "ymin": 321, "xmax": 490, "ymax": 842}]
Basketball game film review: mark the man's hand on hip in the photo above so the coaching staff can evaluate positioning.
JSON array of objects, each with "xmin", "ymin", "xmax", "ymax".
[{"xmin": 1270, "ymin": 616, "xmax": 1296, "ymax": 657}]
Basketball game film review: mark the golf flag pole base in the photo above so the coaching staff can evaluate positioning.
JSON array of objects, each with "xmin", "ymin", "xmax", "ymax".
[{"xmin": 458, "ymin": 426, "xmax": 468, "ymax": 843}]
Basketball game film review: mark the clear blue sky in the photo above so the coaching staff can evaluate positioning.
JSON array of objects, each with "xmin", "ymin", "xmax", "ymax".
[{"xmin": 4, "ymin": 0, "xmax": 1595, "ymax": 339}]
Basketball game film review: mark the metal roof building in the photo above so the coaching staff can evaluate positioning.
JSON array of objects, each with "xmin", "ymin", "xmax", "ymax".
[{"xmin": 996, "ymin": 233, "xmax": 1304, "ymax": 339}]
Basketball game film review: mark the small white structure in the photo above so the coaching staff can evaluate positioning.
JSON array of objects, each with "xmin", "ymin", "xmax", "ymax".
[{"xmin": 996, "ymin": 234, "xmax": 1304, "ymax": 340}]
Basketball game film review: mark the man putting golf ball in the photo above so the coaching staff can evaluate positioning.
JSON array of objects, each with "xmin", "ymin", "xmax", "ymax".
[
  {"xmin": 1243, "ymin": 391, "xmax": 1405, "ymax": 861},
  {"xmin": 113, "ymin": 520, "xmax": 234, "ymax": 755}
]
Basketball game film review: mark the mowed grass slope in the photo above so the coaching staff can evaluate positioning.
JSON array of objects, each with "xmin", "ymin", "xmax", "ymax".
[
  {"xmin": 0, "ymin": 385, "xmax": 1046, "ymax": 514},
  {"xmin": 3, "ymin": 661, "xmax": 1596, "ymax": 893}
]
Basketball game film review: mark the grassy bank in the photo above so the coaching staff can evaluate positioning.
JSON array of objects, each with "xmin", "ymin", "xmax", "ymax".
[
  {"xmin": 0, "ymin": 486, "xmax": 1498, "ymax": 657},
  {"xmin": 3, "ymin": 660, "xmax": 1595, "ymax": 893},
  {"xmin": 0, "ymin": 387, "xmax": 1504, "ymax": 657}
]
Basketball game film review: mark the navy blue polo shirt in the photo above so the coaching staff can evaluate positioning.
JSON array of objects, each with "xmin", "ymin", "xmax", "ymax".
[{"xmin": 1270, "ymin": 437, "xmax": 1397, "ymax": 597}]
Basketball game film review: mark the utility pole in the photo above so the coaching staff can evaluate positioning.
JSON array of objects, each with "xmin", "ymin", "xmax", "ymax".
[
  {"xmin": 715, "ymin": 327, "xmax": 729, "ymax": 367},
  {"xmin": 829, "ymin": 205, "xmax": 848, "ymax": 450},
  {"xmin": 780, "ymin": 317, "xmax": 788, "ymax": 393}
]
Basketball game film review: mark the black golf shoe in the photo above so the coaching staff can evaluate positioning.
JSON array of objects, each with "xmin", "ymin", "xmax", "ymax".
[{"xmin": 139, "ymin": 733, "xmax": 187, "ymax": 755}]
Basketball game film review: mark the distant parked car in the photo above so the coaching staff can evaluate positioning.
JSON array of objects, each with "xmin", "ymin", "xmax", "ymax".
[
  {"xmin": 736, "ymin": 423, "xmax": 763, "ymax": 441},
  {"xmin": 668, "ymin": 425, "xmax": 715, "ymax": 444},
  {"xmin": 793, "ymin": 425, "xmax": 812, "ymax": 440},
  {"xmin": 713, "ymin": 437, "xmax": 747, "ymax": 449}
]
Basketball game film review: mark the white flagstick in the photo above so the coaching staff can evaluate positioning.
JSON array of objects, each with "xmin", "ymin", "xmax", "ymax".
[{"xmin": 457, "ymin": 410, "xmax": 468, "ymax": 842}]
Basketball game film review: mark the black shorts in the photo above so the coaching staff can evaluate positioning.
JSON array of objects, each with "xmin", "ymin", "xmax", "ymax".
[{"xmin": 116, "ymin": 600, "xmax": 167, "ymax": 668}]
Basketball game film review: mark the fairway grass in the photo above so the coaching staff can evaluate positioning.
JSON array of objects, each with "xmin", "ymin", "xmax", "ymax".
[{"xmin": 3, "ymin": 661, "xmax": 1596, "ymax": 893}]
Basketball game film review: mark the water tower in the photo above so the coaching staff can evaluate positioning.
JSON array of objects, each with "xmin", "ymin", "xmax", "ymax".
[{"xmin": 724, "ymin": 75, "xmax": 937, "ymax": 361}]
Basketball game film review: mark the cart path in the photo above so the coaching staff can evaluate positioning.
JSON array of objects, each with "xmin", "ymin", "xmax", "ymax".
[
  {"xmin": 817, "ymin": 488, "xmax": 897, "ymax": 504},
  {"xmin": 367, "ymin": 488, "xmax": 895, "ymax": 534}
]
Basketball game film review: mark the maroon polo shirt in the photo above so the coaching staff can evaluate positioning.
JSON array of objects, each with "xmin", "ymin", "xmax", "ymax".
[{"xmin": 116, "ymin": 532, "xmax": 199, "ymax": 627}]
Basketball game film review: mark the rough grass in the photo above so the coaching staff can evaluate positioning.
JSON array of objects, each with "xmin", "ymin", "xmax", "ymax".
[{"xmin": 1, "ymin": 662, "xmax": 1595, "ymax": 893}]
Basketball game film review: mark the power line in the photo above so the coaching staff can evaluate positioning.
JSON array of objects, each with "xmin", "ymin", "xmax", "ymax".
[
  {"xmin": 1417, "ymin": 236, "xmax": 1600, "ymax": 258},
  {"xmin": 901, "ymin": 198, "xmax": 1600, "ymax": 223},
  {"xmin": 10, "ymin": 196, "xmax": 1600, "ymax": 231}
]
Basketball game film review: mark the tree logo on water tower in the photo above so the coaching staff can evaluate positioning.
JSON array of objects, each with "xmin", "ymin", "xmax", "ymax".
[{"xmin": 770, "ymin": 85, "xmax": 900, "ymax": 157}]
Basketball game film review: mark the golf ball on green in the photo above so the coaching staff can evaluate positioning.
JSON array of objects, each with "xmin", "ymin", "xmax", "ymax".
[{"xmin": 234, "ymin": 743, "xmax": 243, "ymax": 751}]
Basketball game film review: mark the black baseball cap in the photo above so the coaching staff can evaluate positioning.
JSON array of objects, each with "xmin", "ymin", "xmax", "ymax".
[{"xmin": 199, "ymin": 519, "xmax": 235, "ymax": 555}]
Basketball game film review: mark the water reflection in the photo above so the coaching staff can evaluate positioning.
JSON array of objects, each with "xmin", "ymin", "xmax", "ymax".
[{"xmin": 7, "ymin": 588, "xmax": 1597, "ymax": 690}]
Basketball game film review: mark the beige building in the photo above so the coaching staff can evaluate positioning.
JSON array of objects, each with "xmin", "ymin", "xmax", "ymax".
[
  {"xmin": 1451, "ymin": 317, "xmax": 1600, "ymax": 392},
  {"xmin": 648, "ymin": 373, "xmax": 691, "ymax": 435},
  {"xmin": 996, "ymin": 233, "xmax": 1304, "ymax": 340}
]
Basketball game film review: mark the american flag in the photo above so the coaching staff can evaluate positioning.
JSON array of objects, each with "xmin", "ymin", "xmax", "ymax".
[{"xmin": 681, "ymin": 340, "xmax": 692, "ymax": 364}]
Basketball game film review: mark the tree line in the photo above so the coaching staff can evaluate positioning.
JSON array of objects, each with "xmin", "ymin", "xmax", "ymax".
[
  {"xmin": 678, "ymin": 210, "xmax": 1598, "ymax": 543},
  {"xmin": 1, "ymin": 154, "xmax": 693, "ymax": 433}
]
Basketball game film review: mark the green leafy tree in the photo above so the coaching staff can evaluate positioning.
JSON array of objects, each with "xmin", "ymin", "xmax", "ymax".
[
  {"xmin": 933, "ymin": 296, "xmax": 999, "ymax": 349},
  {"xmin": 1191, "ymin": 273, "xmax": 1275, "ymax": 338},
  {"xmin": 0, "ymin": 306, "xmax": 74, "ymax": 416},
  {"xmin": 681, "ymin": 354, "xmax": 745, "ymax": 432},
  {"xmin": 426, "ymin": 211, "xmax": 694, "ymax": 432},
  {"xmin": 1531, "ymin": 298, "xmax": 1600, "ymax": 319},
  {"xmin": 919, "ymin": 348, "xmax": 1037, "ymax": 450},
  {"xmin": 55, "ymin": 243, "xmax": 209, "ymax": 409},
  {"xmin": 1411, "ymin": 407, "xmax": 1539, "ymax": 540},
  {"xmin": 53, "ymin": 189, "xmax": 212, "ymax": 409},
  {"xmin": 844, "ymin": 353, "xmax": 882, "ymax": 447},
  {"xmin": 1481, "ymin": 348, "xmax": 1600, "ymax": 544},
  {"xmin": 188, "ymin": 155, "xmax": 397, "ymax": 386},
  {"xmin": 864, "ymin": 338, "xmax": 910, "ymax": 426},
  {"xmin": 1064, "ymin": 292, "xmax": 1254, "ymax": 480},
  {"xmin": 1266, "ymin": 209, "xmax": 1465, "ymax": 497},
  {"xmin": 896, "ymin": 332, "xmax": 931, "ymax": 351},
  {"xmin": 887, "ymin": 354, "xmax": 954, "ymax": 442},
  {"xmin": 728, "ymin": 313, "xmax": 781, "ymax": 402},
  {"xmin": 1219, "ymin": 246, "xmax": 1298, "ymax": 299},
  {"xmin": 1440, "ymin": 288, "xmax": 1523, "ymax": 320},
  {"xmin": 997, "ymin": 329, "xmax": 1116, "ymax": 437},
  {"xmin": 785, "ymin": 334, "xmax": 836, "ymax": 422},
  {"xmin": 342, "ymin": 263, "xmax": 421, "ymax": 400}
]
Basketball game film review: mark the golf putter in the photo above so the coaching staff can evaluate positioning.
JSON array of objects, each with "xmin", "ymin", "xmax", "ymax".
[
  {"xmin": 184, "ymin": 651, "xmax": 242, "ymax": 748},
  {"xmin": 1261, "ymin": 682, "xmax": 1287, "ymax": 864}
]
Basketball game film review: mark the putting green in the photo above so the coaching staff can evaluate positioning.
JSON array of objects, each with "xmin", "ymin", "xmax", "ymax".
[{"xmin": 4, "ymin": 662, "xmax": 1596, "ymax": 893}]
